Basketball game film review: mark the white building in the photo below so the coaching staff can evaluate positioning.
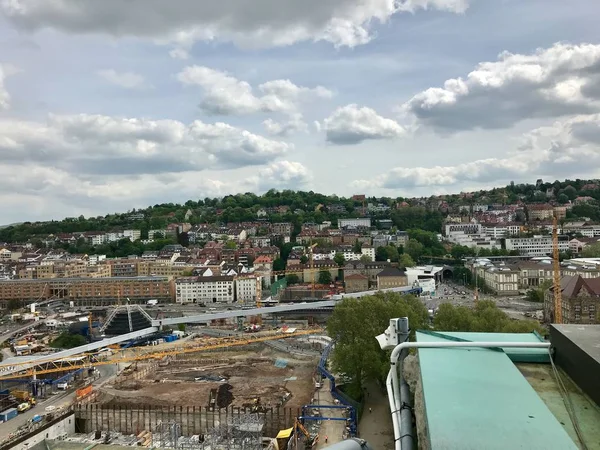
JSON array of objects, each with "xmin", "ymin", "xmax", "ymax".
[
  {"xmin": 505, "ymin": 236, "xmax": 569, "ymax": 257},
  {"xmin": 175, "ymin": 276, "xmax": 235, "ymax": 304},
  {"xmin": 481, "ymin": 224, "xmax": 522, "ymax": 239},
  {"xmin": 88, "ymin": 254, "xmax": 106, "ymax": 265},
  {"xmin": 338, "ymin": 218, "xmax": 371, "ymax": 228},
  {"xmin": 124, "ymin": 229, "xmax": 141, "ymax": 241},
  {"xmin": 235, "ymin": 275, "xmax": 262, "ymax": 305}
]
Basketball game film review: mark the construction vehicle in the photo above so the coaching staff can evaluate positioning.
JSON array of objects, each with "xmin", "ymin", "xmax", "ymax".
[
  {"xmin": 17, "ymin": 402, "xmax": 32, "ymax": 413},
  {"xmin": 11, "ymin": 390, "xmax": 34, "ymax": 403},
  {"xmin": 294, "ymin": 419, "xmax": 319, "ymax": 449}
]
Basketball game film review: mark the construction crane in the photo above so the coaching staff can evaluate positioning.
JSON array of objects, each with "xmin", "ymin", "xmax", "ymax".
[
  {"xmin": 552, "ymin": 214, "xmax": 563, "ymax": 324},
  {"xmin": 0, "ymin": 328, "xmax": 321, "ymax": 381}
]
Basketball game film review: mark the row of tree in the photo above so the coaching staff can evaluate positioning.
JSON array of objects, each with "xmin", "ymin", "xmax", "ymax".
[{"xmin": 327, "ymin": 293, "xmax": 543, "ymax": 399}]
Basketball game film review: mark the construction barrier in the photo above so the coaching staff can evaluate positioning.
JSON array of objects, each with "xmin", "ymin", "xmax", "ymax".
[{"xmin": 76, "ymin": 385, "xmax": 93, "ymax": 400}]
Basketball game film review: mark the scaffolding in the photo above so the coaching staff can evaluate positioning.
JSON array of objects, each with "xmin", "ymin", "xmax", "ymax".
[
  {"xmin": 207, "ymin": 413, "xmax": 265, "ymax": 450},
  {"xmin": 150, "ymin": 413, "xmax": 264, "ymax": 450}
]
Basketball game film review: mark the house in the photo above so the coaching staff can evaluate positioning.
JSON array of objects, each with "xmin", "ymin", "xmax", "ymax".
[
  {"xmin": 344, "ymin": 273, "xmax": 369, "ymax": 293},
  {"xmin": 569, "ymin": 237, "xmax": 600, "ymax": 255},
  {"xmin": 376, "ymin": 267, "xmax": 408, "ymax": 290},
  {"xmin": 545, "ymin": 275, "xmax": 599, "ymax": 324}
]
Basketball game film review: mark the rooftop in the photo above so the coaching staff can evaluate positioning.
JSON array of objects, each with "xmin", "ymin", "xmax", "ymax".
[
  {"xmin": 414, "ymin": 330, "xmax": 580, "ymax": 450},
  {"xmin": 551, "ymin": 324, "xmax": 600, "ymax": 365}
]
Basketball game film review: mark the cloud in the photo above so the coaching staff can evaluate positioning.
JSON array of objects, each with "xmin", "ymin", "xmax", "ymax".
[
  {"xmin": 98, "ymin": 69, "xmax": 151, "ymax": 90},
  {"xmin": 323, "ymin": 104, "xmax": 405, "ymax": 144},
  {"xmin": 402, "ymin": 42, "xmax": 600, "ymax": 132},
  {"xmin": 0, "ymin": 64, "xmax": 12, "ymax": 109},
  {"xmin": 1, "ymin": 1, "xmax": 471, "ymax": 50},
  {"xmin": 177, "ymin": 66, "xmax": 332, "ymax": 116},
  {"xmin": 0, "ymin": 113, "xmax": 291, "ymax": 175},
  {"xmin": 168, "ymin": 48, "xmax": 189, "ymax": 60},
  {"xmin": 246, "ymin": 161, "xmax": 312, "ymax": 191},
  {"xmin": 263, "ymin": 114, "xmax": 308, "ymax": 137},
  {"xmin": 352, "ymin": 114, "xmax": 600, "ymax": 189}
]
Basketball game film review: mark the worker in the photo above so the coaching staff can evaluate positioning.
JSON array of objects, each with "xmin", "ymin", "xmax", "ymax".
[
  {"xmin": 325, "ymin": 435, "xmax": 328, "ymax": 443},
  {"xmin": 369, "ymin": 407, "xmax": 372, "ymax": 413}
]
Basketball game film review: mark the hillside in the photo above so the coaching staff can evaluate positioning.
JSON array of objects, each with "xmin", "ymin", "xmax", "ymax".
[{"xmin": 0, "ymin": 179, "xmax": 598, "ymax": 245}]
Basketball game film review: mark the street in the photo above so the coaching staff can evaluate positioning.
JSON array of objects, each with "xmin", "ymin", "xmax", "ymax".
[{"xmin": 0, "ymin": 363, "xmax": 118, "ymax": 442}]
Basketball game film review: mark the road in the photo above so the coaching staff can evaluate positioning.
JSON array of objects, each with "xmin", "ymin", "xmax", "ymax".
[{"xmin": 0, "ymin": 363, "xmax": 118, "ymax": 442}]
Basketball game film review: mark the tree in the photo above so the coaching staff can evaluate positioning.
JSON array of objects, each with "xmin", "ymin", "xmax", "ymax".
[
  {"xmin": 360, "ymin": 254, "xmax": 372, "ymax": 263},
  {"xmin": 50, "ymin": 333, "xmax": 88, "ymax": 349},
  {"xmin": 300, "ymin": 255, "xmax": 308, "ymax": 264},
  {"xmin": 177, "ymin": 323, "xmax": 186, "ymax": 332},
  {"xmin": 405, "ymin": 239, "xmax": 424, "ymax": 261},
  {"xmin": 352, "ymin": 240, "xmax": 362, "ymax": 253},
  {"xmin": 286, "ymin": 274, "xmax": 300, "ymax": 285},
  {"xmin": 434, "ymin": 301, "xmax": 544, "ymax": 334},
  {"xmin": 225, "ymin": 240, "xmax": 237, "ymax": 249},
  {"xmin": 334, "ymin": 252, "xmax": 346, "ymax": 267},
  {"xmin": 318, "ymin": 270, "xmax": 333, "ymax": 285},
  {"xmin": 273, "ymin": 258, "xmax": 285, "ymax": 271},
  {"xmin": 7, "ymin": 299, "xmax": 21, "ymax": 311},
  {"xmin": 557, "ymin": 193, "xmax": 569, "ymax": 204},
  {"xmin": 398, "ymin": 253, "xmax": 416, "ymax": 268},
  {"xmin": 582, "ymin": 242, "xmax": 600, "ymax": 258},
  {"xmin": 327, "ymin": 292, "xmax": 429, "ymax": 398}
]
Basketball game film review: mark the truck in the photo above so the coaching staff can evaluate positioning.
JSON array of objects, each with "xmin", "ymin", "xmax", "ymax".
[
  {"xmin": 147, "ymin": 299, "xmax": 158, "ymax": 307},
  {"xmin": 12, "ymin": 390, "xmax": 33, "ymax": 403}
]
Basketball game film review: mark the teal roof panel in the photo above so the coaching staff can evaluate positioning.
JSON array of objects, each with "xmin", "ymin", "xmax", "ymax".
[{"xmin": 415, "ymin": 331, "xmax": 577, "ymax": 450}]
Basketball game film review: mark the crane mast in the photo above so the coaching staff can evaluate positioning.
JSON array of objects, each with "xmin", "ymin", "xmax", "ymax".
[{"xmin": 552, "ymin": 215, "xmax": 563, "ymax": 324}]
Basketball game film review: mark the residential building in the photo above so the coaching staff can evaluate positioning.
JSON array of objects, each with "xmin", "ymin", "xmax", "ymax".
[
  {"xmin": 109, "ymin": 260, "xmax": 139, "ymax": 277},
  {"xmin": 175, "ymin": 275, "xmax": 235, "ymax": 304},
  {"xmin": 545, "ymin": 275, "xmax": 599, "ymax": 324},
  {"xmin": 505, "ymin": 236, "xmax": 570, "ymax": 257},
  {"xmin": 338, "ymin": 218, "xmax": 371, "ymax": 229},
  {"xmin": 481, "ymin": 223, "xmax": 522, "ymax": 238},
  {"xmin": 527, "ymin": 204, "xmax": 554, "ymax": 221},
  {"xmin": 344, "ymin": 273, "xmax": 369, "ymax": 293},
  {"xmin": 569, "ymin": 237, "xmax": 600, "ymax": 255},
  {"xmin": 344, "ymin": 261, "xmax": 391, "ymax": 288},
  {"xmin": 124, "ymin": 229, "xmax": 141, "ymax": 241},
  {"xmin": 235, "ymin": 275, "xmax": 261, "ymax": 305},
  {"xmin": 272, "ymin": 223, "xmax": 293, "ymax": 236},
  {"xmin": 376, "ymin": 267, "xmax": 408, "ymax": 289}
]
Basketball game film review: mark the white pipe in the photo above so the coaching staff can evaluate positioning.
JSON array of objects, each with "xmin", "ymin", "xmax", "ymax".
[
  {"xmin": 388, "ymin": 340, "xmax": 551, "ymax": 450},
  {"xmin": 386, "ymin": 370, "xmax": 402, "ymax": 449}
]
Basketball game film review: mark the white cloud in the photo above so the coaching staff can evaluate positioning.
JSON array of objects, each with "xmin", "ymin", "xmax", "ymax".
[
  {"xmin": 1, "ymin": 0, "xmax": 471, "ymax": 50},
  {"xmin": 0, "ymin": 113, "xmax": 291, "ymax": 175},
  {"xmin": 353, "ymin": 114, "xmax": 600, "ymax": 189},
  {"xmin": 98, "ymin": 69, "xmax": 151, "ymax": 90},
  {"xmin": 168, "ymin": 48, "xmax": 189, "ymax": 60},
  {"xmin": 246, "ymin": 161, "xmax": 312, "ymax": 191},
  {"xmin": 177, "ymin": 66, "xmax": 332, "ymax": 116},
  {"xmin": 402, "ymin": 42, "xmax": 600, "ymax": 132},
  {"xmin": 323, "ymin": 104, "xmax": 405, "ymax": 144},
  {"xmin": 0, "ymin": 64, "xmax": 12, "ymax": 109},
  {"xmin": 263, "ymin": 114, "xmax": 308, "ymax": 137}
]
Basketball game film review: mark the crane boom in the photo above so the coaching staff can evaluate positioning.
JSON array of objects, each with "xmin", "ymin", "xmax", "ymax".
[
  {"xmin": 0, "ymin": 328, "xmax": 321, "ymax": 381},
  {"xmin": 552, "ymin": 215, "xmax": 563, "ymax": 324}
]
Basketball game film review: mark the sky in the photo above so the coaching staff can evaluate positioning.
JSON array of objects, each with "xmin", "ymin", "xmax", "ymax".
[{"xmin": 1, "ymin": 0, "xmax": 600, "ymax": 223}]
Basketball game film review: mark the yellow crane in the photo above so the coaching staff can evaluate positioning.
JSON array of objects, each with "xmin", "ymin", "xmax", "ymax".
[
  {"xmin": 0, "ymin": 328, "xmax": 321, "ymax": 381},
  {"xmin": 309, "ymin": 243, "xmax": 318, "ymax": 296},
  {"xmin": 552, "ymin": 214, "xmax": 563, "ymax": 324}
]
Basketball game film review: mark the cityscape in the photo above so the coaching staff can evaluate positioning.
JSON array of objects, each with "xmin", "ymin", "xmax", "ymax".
[{"xmin": 1, "ymin": 1, "xmax": 600, "ymax": 450}]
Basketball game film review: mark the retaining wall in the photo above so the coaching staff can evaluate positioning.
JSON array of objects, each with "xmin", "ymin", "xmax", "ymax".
[{"xmin": 74, "ymin": 404, "xmax": 300, "ymax": 438}]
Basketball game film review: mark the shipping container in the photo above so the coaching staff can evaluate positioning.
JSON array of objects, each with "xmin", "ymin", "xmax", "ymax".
[
  {"xmin": 76, "ymin": 385, "xmax": 93, "ymax": 399},
  {"xmin": 0, "ymin": 408, "xmax": 18, "ymax": 422}
]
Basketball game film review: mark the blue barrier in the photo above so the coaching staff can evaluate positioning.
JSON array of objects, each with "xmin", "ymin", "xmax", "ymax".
[{"xmin": 314, "ymin": 341, "xmax": 358, "ymax": 435}]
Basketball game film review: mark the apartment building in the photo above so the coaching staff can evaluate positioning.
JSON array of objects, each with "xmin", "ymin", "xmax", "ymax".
[
  {"xmin": 272, "ymin": 222, "xmax": 293, "ymax": 236},
  {"xmin": 562, "ymin": 222, "xmax": 600, "ymax": 237},
  {"xmin": 527, "ymin": 204, "xmax": 554, "ymax": 221},
  {"xmin": 481, "ymin": 223, "xmax": 522, "ymax": 239},
  {"xmin": 338, "ymin": 218, "xmax": 371, "ymax": 229},
  {"xmin": 235, "ymin": 275, "xmax": 262, "ymax": 305},
  {"xmin": 344, "ymin": 261, "xmax": 392, "ymax": 288},
  {"xmin": 175, "ymin": 276, "xmax": 235, "ymax": 304},
  {"xmin": 544, "ymin": 275, "xmax": 599, "ymax": 324},
  {"xmin": 505, "ymin": 236, "xmax": 570, "ymax": 256},
  {"xmin": 0, "ymin": 276, "xmax": 172, "ymax": 307}
]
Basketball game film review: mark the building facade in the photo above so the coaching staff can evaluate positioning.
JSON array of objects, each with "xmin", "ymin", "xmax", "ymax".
[
  {"xmin": 235, "ymin": 275, "xmax": 262, "ymax": 305},
  {"xmin": 175, "ymin": 276, "xmax": 235, "ymax": 304},
  {"xmin": 544, "ymin": 275, "xmax": 599, "ymax": 324},
  {"xmin": 376, "ymin": 267, "xmax": 408, "ymax": 290},
  {"xmin": 505, "ymin": 236, "xmax": 570, "ymax": 256}
]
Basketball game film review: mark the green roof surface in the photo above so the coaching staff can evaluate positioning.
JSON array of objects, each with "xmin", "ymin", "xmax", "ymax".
[{"xmin": 416, "ymin": 331, "xmax": 577, "ymax": 450}]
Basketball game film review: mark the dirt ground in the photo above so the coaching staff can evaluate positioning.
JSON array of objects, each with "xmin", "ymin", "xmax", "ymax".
[{"xmin": 100, "ymin": 346, "xmax": 318, "ymax": 410}]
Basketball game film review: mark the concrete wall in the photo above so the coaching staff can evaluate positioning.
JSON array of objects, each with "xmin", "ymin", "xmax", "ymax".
[
  {"xmin": 75, "ymin": 404, "xmax": 300, "ymax": 438},
  {"xmin": 8, "ymin": 412, "xmax": 76, "ymax": 450}
]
